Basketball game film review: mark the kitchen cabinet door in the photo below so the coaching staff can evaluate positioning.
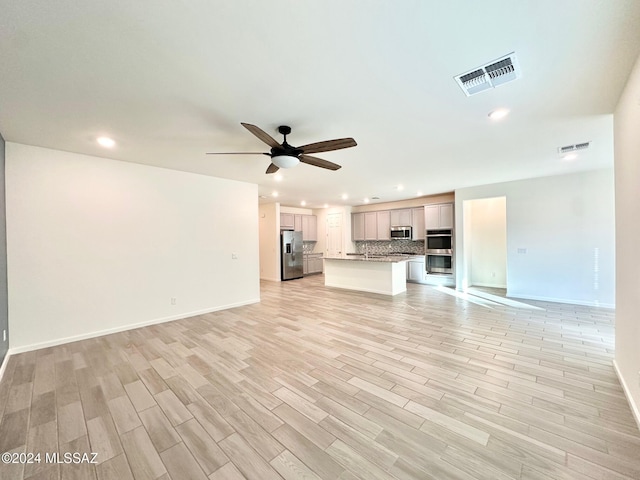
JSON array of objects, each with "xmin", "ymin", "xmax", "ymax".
[
  {"xmin": 439, "ymin": 203, "xmax": 454, "ymax": 229},
  {"xmin": 281, "ymin": 213, "xmax": 294, "ymax": 229},
  {"xmin": 412, "ymin": 207, "xmax": 425, "ymax": 240},
  {"xmin": 308, "ymin": 256, "xmax": 323, "ymax": 273},
  {"xmin": 352, "ymin": 213, "xmax": 365, "ymax": 241},
  {"xmin": 425, "ymin": 203, "xmax": 454, "ymax": 229},
  {"xmin": 376, "ymin": 211, "xmax": 391, "ymax": 240},
  {"xmin": 364, "ymin": 212, "xmax": 377, "ymax": 240},
  {"xmin": 407, "ymin": 260, "xmax": 426, "ymax": 282},
  {"xmin": 294, "ymin": 214, "xmax": 303, "ymax": 232},
  {"xmin": 425, "ymin": 205, "xmax": 440, "ymax": 230},
  {"xmin": 390, "ymin": 209, "xmax": 412, "ymax": 226},
  {"xmin": 302, "ymin": 215, "xmax": 317, "ymax": 241}
]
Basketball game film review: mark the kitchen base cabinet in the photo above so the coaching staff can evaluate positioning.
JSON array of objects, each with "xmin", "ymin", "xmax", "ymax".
[
  {"xmin": 304, "ymin": 254, "xmax": 323, "ymax": 275},
  {"xmin": 308, "ymin": 256, "xmax": 323, "ymax": 274},
  {"xmin": 324, "ymin": 257, "xmax": 407, "ymax": 296},
  {"xmin": 407, "ymin": 260, "xmax": 426, "ymax": 283}
]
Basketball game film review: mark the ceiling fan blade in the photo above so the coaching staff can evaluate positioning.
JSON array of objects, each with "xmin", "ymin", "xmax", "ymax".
[
  {"xmin": 206, "ymin": 152, "xmax": 267, "ymax": 155},
  {"xmin": 266, "ymin": 163, "xmax": 280, "ymax": 174},
  {"xmin": 298, "ymin": 138, "xmax": 357, "ymax": 154},
  {"xmin": 299, "ymin": 154, "xmax": 341, "ymax": 171},
  {"xmin": 241, "ymin": 123, "xmax": 281, "ymax": 148}
]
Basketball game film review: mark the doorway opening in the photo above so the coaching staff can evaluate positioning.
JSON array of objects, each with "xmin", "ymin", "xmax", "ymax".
[{"xmin": 462, "ymin": 196, "xmax": 507, "ymax": 291}]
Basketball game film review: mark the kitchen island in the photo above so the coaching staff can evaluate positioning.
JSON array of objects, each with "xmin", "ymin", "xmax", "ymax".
[{"xmin": 323, "ymin": 256, "xmax": 409, "ymax": 296}]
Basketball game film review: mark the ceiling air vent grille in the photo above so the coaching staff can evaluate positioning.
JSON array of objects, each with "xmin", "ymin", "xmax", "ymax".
[
  {"xmin": 558, "ymin": 142, "xmax": 591, "ymax": 154},
  {"xmin": 454, "ymin": 52, "xmax": 521, "ymax": 96}
]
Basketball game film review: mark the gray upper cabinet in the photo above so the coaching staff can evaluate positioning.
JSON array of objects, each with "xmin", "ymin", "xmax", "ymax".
[
  {"xmin": 390, "ymin": 208, "xmax": 412, "ymax": 226},
  {"xmin": 412, "ymin": 207, "xmax": 425, "ymax": 240},
  {"xmin": 302, "ymin": 215, "xmax": 317, "ymax": 241},
  {"xmin": 352, "ymin": 212, "xmax": 365, "ymax": 241},
  {"xmin": 376, "ymin": 211, "xmax": 391, "ymax": 240},
  {"xmin": 281, "ymin": 213, "xmax": 317, "ymax": 241},
  {"xmin": 425, "ymin": 203, "xmax": 454, "ymax": 229},
  {"xmin": 364, "ymin": 212, "xmax": 378, "ymax": 240},
  {"xmin": 281, "ymin": 213, "xmax": 294, "ymax": 229}
]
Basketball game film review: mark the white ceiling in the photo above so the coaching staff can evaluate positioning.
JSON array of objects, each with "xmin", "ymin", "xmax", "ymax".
[{"xmin": 1, "ymin": 1, "xmax": 639, "ymax": 208}]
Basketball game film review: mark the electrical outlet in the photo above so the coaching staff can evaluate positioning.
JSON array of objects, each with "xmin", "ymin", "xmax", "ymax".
[
  {"xmin": 517, "ymin": 248, "xmax": 527, "ymax": 254},
  {"xmin": 171, "ymin": 297, "xmax": 176, "ymax": 305},
  {"xmin": 232, "ymin": 253, "xmax": 238, "ymax": 259}
]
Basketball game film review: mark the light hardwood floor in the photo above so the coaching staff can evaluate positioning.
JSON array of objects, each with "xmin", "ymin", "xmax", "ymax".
[{"xmin": 1, "ymin": 275, "xmax": 639, "ymax": 480}]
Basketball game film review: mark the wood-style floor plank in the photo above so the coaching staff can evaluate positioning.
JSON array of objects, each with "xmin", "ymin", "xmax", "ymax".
[{"xmin": 0, "ymin": 276, "xmax": 638, "ymax": 479}]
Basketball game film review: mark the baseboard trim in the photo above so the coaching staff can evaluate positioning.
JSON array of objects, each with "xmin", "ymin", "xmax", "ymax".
[
  {"xmin": 8, "ymin": 298, "xmax": 260, "ymax": 355},
  {"xmin": 260, "ymin": 276, "xmax": 281, "ymax": 282},
  {"xmin": 506, "ymin": 293, "xmax": 614, "ymax": 309},
  {"xmin": 613, "ymin": 359, "xmax": 640, "ymax": 432},
  {"xmin": 469, "ymin": 282, "xmax": 507, "ymax": 289},
  {"xmin": 0, "ymin": 350, "xmax": 11, "ymax": 385}
]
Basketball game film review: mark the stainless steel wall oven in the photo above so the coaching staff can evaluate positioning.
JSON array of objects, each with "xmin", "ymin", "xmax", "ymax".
[
  {"xmin": 426, "ymin": 254, "xmax": 453, "ymax": 274},
  {"xmin": 426, "ymin": 229, "xmax": 452, "ymax": 253}
]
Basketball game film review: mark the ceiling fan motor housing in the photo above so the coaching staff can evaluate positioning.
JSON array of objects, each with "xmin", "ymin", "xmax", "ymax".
[{"xmin": 277, "ymin": 125, "xmax": 292, "ymax": 136}]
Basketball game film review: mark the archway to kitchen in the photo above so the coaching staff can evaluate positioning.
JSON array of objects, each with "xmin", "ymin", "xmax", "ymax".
[{"xmin": 461, "ymin": 196, "xmax": 507, "ymax": 292}]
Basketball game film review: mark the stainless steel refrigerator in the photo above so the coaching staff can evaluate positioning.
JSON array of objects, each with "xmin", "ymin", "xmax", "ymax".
[{"xmin": 281, "ymin": 230, "xmax": 303, "ymax": 280}]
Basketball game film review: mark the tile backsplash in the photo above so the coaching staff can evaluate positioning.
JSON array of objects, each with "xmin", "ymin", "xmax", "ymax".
[
  {"xmin": 303, "ymin": 242, "xmax": 316, "ymax": 253},
  {"xmin": 355, "ymin": 240, "xmax": 424, "ymax": 255}
]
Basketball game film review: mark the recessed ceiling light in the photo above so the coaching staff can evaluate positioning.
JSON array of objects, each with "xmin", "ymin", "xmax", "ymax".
[
  {"xmin": 341, "ymin": 194, "xmax": 348, "ymax": 200},
  {"xmin": 562, "ymin": 153, "xmax": 578, "ymax": 161},
  {"xmin": 488, "ymin": 108, "xmax": 510, "ymax": 120},
  {"xmin": 396, "ymin": 185, "xmax": 404, "ymax": 191},
  {"xmin": 274, "ymin": 173, "xmax": 283, "ymax": 181},
  {"xmin": 363, "ymin": 198, "xmax": 370, "ymax": 203},
  {"xmin": 97, "ymin": 136, "xmax": 115, "ymax": 148},
  {"xmin": 416, "ymin": 191, "xmax": 423, "ymax": 196},
  {"xmin": 300, "ymin": 200, "xmax": 306, "ymax": 206},
  {"xmin": 324, "ymin": 203, "xmax": 329, "ymax": 208},
  {"xmin": 272, "ymin": 191, "xmax": 279, "ymax": 197}
]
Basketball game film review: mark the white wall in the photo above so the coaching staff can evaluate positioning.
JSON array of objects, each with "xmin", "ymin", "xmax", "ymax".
[
  {"xmin": 465, "ymin": 197, "xmax": 507, "ymax": 288},
  {"xmin": 6, "ymin": 143, "xmax": 260, "ymax": 352},
  {"xmin": 614, "ymin": 53, "xmax": 640, "ymax": 427},
  {"xmin": 259, "ymin": 202, "xmax": 280, "ymax": 281},
  {"xmin": 455, "ymin": 169, "xmax": 615, "ymax": 307}
]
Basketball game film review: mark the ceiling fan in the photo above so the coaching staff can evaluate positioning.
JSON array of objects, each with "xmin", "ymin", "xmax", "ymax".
[{"xmin": 207, "ymin": 123, "xmax": 357, "ymax": 174}]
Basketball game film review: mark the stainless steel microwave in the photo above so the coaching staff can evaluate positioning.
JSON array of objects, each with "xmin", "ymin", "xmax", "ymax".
[{"xmin": 390, "ymin": 226, "xmax": 412, "ymax": 239}]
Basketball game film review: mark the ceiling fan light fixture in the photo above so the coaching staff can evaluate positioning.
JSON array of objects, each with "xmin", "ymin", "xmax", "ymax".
[{"xmin": 271, "ymin": 155, "xmax": 300, "ymax": 169}]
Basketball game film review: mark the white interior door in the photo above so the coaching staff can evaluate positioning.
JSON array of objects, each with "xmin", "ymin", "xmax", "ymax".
[{"xmin": 326, "ymin": 213, "xmax": 343, "ymax": 258}]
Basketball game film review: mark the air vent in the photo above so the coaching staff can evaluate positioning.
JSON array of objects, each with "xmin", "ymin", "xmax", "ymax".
[
  {"xmin": 454, "ymin": 52, "xmax": 521, "ymax": 96},
  {"xmin": 558, "ymin": 142, "xmax": 591, "ymax": 154}
]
